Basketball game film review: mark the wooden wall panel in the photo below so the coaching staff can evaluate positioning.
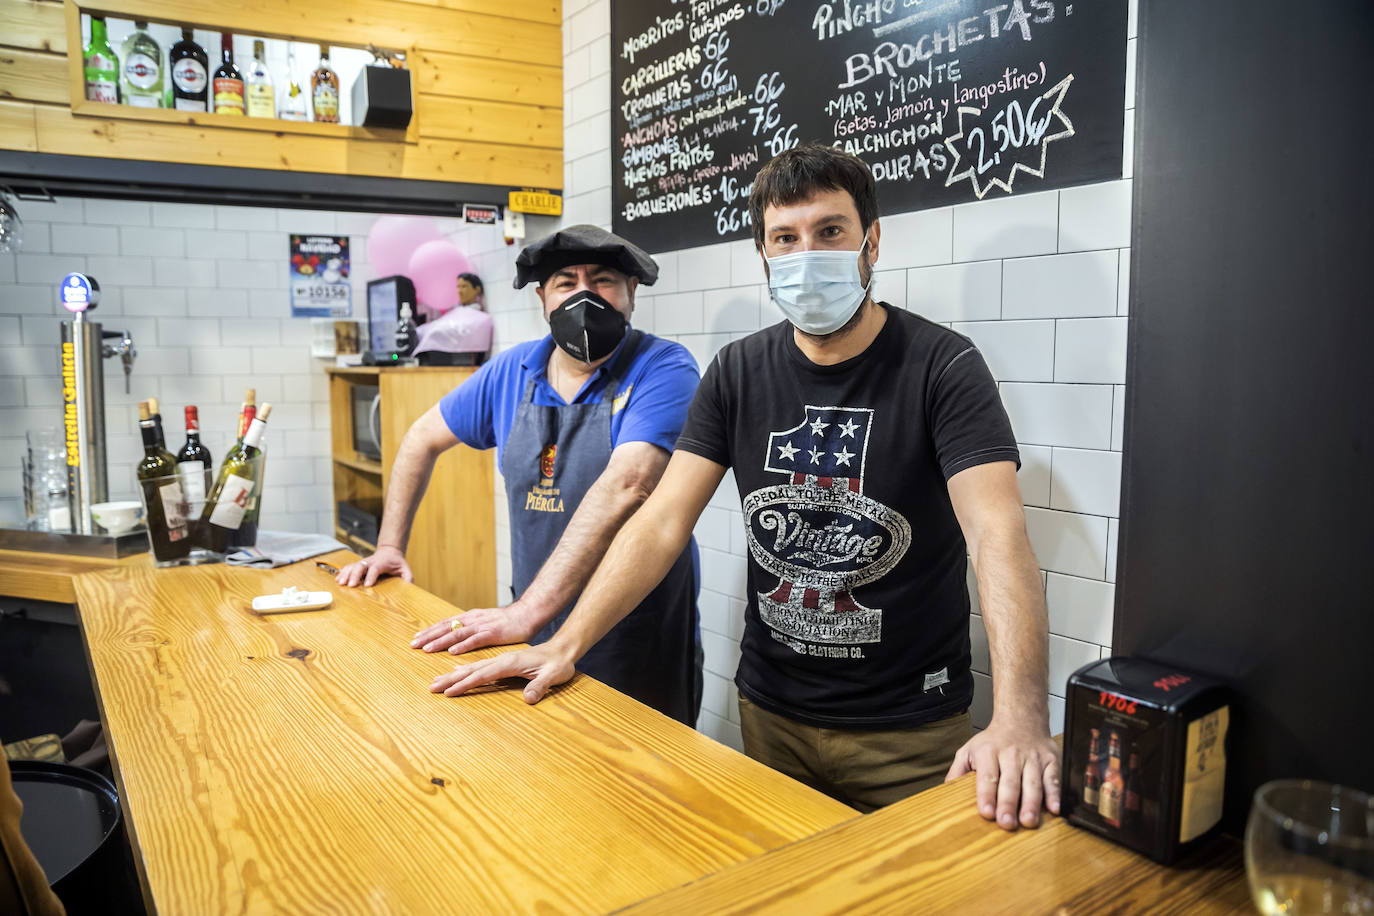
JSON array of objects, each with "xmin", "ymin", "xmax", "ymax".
[
  {"xmin": 413, "ymin": 51, "xmax": 562, "ymax": 108},
  {"xmin": 31, "ymin": 104, "xmax": 560, "ymax": 185},
  {"xmin": 415, "ymin": 95, "xmax": 561, "ymax": 148},
  {"xmin": 0, "ymin": 0, "xmax": 66, "ymax": 53},
  {"xmin": 0, "ymin": 100, "xmax": 38, "ymax": 150},
  {"xmin": 0, "ymin": 0, "xmax": 563, "ymax": 194},
  {"xmin": 392, "ymin": 0, "xmax": 559, "ymax": 26},
  {"xmin": 92, "ymin": 0, "xmax": 561, "ymax": 66},
  {"xmin": 0, "ymin": 46, "xmax": 67, "ymax": 104}
]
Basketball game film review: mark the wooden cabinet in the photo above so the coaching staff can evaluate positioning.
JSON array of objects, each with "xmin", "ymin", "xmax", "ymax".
[{"xmin": 327, "ymin": 366, "xmax": 495, "ymax": 610}]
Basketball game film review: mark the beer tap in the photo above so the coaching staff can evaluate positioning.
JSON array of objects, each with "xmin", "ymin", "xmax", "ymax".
[{"xmin": 101, "ymin": 328, "xmax": 136, "ymax": 394}]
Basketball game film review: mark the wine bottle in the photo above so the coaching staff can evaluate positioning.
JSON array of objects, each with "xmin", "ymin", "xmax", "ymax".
[
  {"xmin": 200, "ymin": 403, "xmax": 272, "ymax": 553},
  {"xmin": 213, "ymin": 32, "xmax": 245, "ymax": 115},
  {"xmin": 245, "ymin": 40, "xmax": 275, "ymax": 118},
  {"xmin": 170, "ymin": 28, "xmax": 209, "ymax": 112},
  {"xmin": 176, "ymin": 405, "xmax": 214, "ymax": 509},
  {"xmin": 137, "ymin": 399, "xmax": 191, "ymax": 560},
  {"xmin": 120, "ymin": 21, "xmax": 164, "ymax": 108},
  {"xmin": 83, "ymin": 16, "xmax": 119, "ymax": 104}
]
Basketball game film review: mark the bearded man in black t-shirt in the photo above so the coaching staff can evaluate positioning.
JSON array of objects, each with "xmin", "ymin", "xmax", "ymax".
[{"xmin": 434, "ymin": 144, "xmax": 1061, "ymax": 830}]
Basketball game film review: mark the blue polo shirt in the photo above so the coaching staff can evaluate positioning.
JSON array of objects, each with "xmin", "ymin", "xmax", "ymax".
[{"xmin": 439, "ymin": 332, "xmax": 701, "ymax": 464}]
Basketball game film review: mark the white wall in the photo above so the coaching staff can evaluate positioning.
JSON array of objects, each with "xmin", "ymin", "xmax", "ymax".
[
  {"xmin": 544, "ymin": 0, "xmax": 1140, "ymax": 749},
  {"xmin": 0, "ymin": 199, "xmax": 518, "ymax": 534}
]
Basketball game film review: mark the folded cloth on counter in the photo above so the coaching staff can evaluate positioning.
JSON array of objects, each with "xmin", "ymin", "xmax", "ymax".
[{"xmin": 226, "ymin": 530, "xmax": 347, "ymax": 569}]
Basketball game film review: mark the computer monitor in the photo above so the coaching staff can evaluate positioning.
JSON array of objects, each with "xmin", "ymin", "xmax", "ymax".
[{"xmin": 366, "ymin": 275, "xmax": 417, "ymax": 353}]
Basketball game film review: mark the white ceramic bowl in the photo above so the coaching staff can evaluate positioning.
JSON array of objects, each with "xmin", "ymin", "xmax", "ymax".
[{"xmin": 91, "ymin": 500, "xmax": 143, "ymax": 536}]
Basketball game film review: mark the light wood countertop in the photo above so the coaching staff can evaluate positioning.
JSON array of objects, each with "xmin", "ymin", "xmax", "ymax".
[
  {"xmin": 0, "ymin": 547, "xmax": 149, "ymax": 604},
  {"xmin": 71, "ymin": 549, "xmax": 856, "ymax": 915},
  {"xmin": 616, "ymin": 748, "xmax": 1251, "ymax": 915}
]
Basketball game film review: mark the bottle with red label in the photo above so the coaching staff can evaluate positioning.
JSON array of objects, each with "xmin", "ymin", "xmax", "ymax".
[
  {"xmin": 83, "ymin": 16, "xmax": 119, "ymax": 104},
  {"xmin": 213, "ymin": 32, "xmax": 245, "ymax": 115},
  {"xmin": 170, "ymin": 28, "xmax": 209, "ymax": 112}
]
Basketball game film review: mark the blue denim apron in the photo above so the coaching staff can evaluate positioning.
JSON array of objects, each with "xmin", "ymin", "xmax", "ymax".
[{"xmin": 501, "ymin": 330, "xmax": 702, "ymax": 725}]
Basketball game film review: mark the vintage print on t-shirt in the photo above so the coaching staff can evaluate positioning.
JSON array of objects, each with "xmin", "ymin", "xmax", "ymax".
[{"xmin": 743, "ymin": 406, "xmax": 912, "ymax": 659}]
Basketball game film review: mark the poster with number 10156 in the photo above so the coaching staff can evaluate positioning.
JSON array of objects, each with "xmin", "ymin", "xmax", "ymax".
[{"xmin": 289, "ymin": 235, "xmax": 352, "ymax": 318}]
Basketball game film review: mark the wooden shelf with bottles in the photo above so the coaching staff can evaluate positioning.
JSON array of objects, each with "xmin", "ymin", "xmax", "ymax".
[
  {"xmin": 326, "ymin": 366, "xmax": 495, "ymax": 611},
  {"xmin": 1, "ymin": 0, "xmax": 562, "ymax": 195},
  {"xmin": 63, "ymin": 3, "xmax": 419, "ymax": 142}
]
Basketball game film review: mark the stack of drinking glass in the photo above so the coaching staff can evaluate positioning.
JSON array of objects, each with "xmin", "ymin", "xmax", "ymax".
[{"xmin": 21, "ymin": 428, "xmax": 72, "ymax": 533}]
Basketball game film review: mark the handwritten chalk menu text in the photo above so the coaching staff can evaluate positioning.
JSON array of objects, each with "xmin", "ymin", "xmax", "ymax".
[{"xmin": 612, "ymin": 0, "xmax": 1127, "ymax": 253}]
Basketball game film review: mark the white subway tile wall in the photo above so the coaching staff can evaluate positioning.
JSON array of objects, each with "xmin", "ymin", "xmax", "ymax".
[
  {"xmin": 0, "ymin": 199, "xmax": 519, "ymax": 536},
  {"xmin": 544, "ymin": 1, "xmax": 1137, "ymax": 750}
]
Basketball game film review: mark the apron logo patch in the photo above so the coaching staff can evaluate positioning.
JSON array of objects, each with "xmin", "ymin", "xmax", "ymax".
[
  {"xmin": 526, "ymin": 443, "xmax": 564, "ymax": 512},
  {"xmin": 539, "ymin": 443, "xmax": 557, "ymax": 482}
]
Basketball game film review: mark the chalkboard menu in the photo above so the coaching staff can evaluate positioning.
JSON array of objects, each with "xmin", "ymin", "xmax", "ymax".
[{"xmin": 612, "ymin": 0, "xmax": 1128, "ymax": 253}]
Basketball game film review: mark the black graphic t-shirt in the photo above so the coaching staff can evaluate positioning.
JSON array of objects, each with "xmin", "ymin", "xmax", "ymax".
[{"xmin": 676, "ymin": 304, "xmax": 1020, "ymax": 729}]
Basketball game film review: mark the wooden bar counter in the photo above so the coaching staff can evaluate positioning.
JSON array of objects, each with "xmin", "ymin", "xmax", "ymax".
[
  {"xmin": 69, "ymin": 549, "xmax": 856, "ymax": 914},
  {"xmin": 69, "ymin": 548, "xmax": 1251, "ymax": 914},
  {"xmin": 618, "ymin": 752, "xmax": 1252, "ymax": 915}
]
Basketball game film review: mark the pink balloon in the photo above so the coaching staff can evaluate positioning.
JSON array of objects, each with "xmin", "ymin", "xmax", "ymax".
[
  {"xmin": 367, "ymin": 216, "xmax": 443, "ymax": 278},
  {"xmin": 407, "ymin": 240, "xmax": 473, "ymax": 313}
]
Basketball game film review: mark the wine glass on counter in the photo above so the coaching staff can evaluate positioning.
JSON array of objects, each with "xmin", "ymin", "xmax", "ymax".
[{"xmin": 1245, "ymin": 779, "xmax": 1374, "ymax": 915}]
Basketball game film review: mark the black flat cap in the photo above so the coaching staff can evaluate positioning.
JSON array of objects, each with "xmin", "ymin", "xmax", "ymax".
[{"xmin": 513, "ymin": 224, "xmax": 659, "ymax": 289}]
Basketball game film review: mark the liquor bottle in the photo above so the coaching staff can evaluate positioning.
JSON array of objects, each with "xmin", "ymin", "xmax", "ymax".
[
  {"xmin": 1082, "ymin": 728, "xmax": 1103, "ymax": 807},
  {"xmin": 227, "ymin": 390, "xmax": 266, "ymax": 549},
  {"xmin": 1098, "ymin": 731, "xmax": 1126, "ymax": 828},
  {"xmin": 245, "ymin": 39, "xmax": 275, "ymax": 118},
  {"xmin": 119, "ymin": 21, "xmax": 163, "ymax": 108},
  {"xmin": 170, "ymin": 28, "xmax": 209, "ymax": 112},
  {"xmin": 176, "ymin": 405, "xmax": 214, "ymax": 511},
  {"xmin": 279, "ymin": 47, "xmax": 308, "ymax": 121},
  {"xmin": 311, "ymin": 45, "xmax": 339, "ymax": 123},
  {"xmin": 200, "ymin": 403, "xmax": 272, "ymax": 553},
  {"xmin": 83, "ymin": 16, "xmax": 119, "ymax": 104},
  {"xmin": 213, "ymin": 33, "xmax": 245, "ymax": 115},
  {"xmin": 137, "ymin": 399, "xmax": 192, "ymax": 559},
  {"xmin": 394, "ymin": 302, "xmax": 418, "ymax": 355},
  {"xmin": 1123, "ymin": 752, "xmax": 1142, "ymax": 830}
]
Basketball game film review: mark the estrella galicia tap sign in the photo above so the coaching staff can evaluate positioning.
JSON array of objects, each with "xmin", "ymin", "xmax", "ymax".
[{"xmin": 611, "ymin": 0, "xmax": 1128, "ymax": 253}]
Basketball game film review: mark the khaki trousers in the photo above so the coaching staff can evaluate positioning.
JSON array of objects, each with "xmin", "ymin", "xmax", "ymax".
[{"xmin": 739, "ymin": 695, "xmax": 973, "ymax": 814}]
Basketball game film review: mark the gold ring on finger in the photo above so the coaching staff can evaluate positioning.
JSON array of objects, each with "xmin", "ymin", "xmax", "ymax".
[{"xmin": 450, "ymin": 619, "xmax": 463, "ymax": 631}]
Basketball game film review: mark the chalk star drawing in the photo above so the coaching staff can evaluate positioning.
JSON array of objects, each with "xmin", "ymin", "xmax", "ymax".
[{"xmin": 943, "ymin": 74, "xmax": 1076, "ymax": 200}]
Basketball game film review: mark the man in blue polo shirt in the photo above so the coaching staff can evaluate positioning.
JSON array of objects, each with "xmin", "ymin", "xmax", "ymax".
[{"xmin": 336, "ymin": 225, "xmax": 703, "ymax": 725}]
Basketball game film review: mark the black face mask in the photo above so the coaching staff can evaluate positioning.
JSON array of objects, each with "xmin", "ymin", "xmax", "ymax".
[{"xmin": 548, "ymin": 289, "xmax": 628, "ymax": 364}]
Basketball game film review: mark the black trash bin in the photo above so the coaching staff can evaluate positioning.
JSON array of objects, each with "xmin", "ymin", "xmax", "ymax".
[{"xmin": 11, "ymin": 760, "xmax": 143, "ymax": 916}]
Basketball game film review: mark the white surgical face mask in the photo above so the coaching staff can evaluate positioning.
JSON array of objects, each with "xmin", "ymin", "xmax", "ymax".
[{"xmin": 765, "ymin": 236, "xmax": 871, "ymax": 336}]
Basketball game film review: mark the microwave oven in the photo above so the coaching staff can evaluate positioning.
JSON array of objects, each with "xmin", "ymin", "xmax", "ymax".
[{"xmin": 351, "ymin": 384, "xmax": 382, "ymax": 460}]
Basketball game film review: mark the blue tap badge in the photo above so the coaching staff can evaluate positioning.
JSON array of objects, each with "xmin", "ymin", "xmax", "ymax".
[{"xmin": 59, "ymin": 273, "xmax": 99, "ymax": 313}]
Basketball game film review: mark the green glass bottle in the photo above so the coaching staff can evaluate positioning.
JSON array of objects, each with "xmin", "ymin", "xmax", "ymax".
[
  {"xmin": 200, "ymin": 403, "xmax": 272, "ymax": 553},
  {"xmin": 136, "ymin": 399, "xmax": 192, "ymax": 561},
  {"xmin": 83, "ymin": 16, "xmax": 120, "ymax": 104}
]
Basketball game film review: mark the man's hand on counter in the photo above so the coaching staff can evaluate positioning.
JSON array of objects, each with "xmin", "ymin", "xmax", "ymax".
[
  {"xmin": 430, "ymin": 643, "xmax": 578, "ymax": 704},
  {"xmin": 944, "ymin": 720, "xmax": 1061, "ymax": 831},
  {"xmin": 335, "ymin": 546, "xmax": 414, "ymax": 588},
  {"xmin": 410, "ymin": 603, "xmax": 538, "ymax": 655}
]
